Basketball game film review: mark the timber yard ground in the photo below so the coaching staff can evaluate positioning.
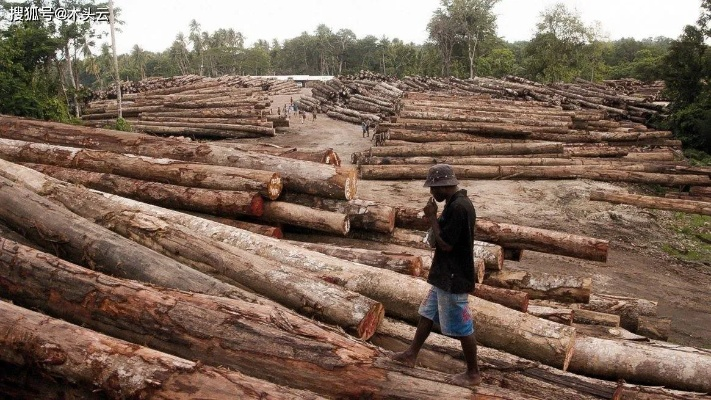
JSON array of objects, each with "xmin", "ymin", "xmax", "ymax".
[{"xmin": 232, "ymin": 88, "xmax": 711, "ymax": 350}]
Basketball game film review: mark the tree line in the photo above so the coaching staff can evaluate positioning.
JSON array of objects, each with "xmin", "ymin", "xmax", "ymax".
[{"xmin": 1, "ymin": 0, "xmax": 709, "ymax": 153}]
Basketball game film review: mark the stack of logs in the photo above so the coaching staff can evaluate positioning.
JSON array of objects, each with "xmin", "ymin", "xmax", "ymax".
[
  {"xmin": 83, "ymin": 76, "xmax": 296, "ymax": 138},
  {"xmin": 352, "ymin": 92, "xmax": 711, "ymax": 194},
  {"xmin": 0, "ymin": 115, "xmax": 710, "ymax": 397},
  {"xmin": 307, "ymin": 77, "xmax": 402, "ymax": 124}
]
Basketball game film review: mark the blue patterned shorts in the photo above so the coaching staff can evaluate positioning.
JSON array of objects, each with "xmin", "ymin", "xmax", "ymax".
[{"xmin": 418, "ymin": 286, "xmax": 474, "ymax": 337}]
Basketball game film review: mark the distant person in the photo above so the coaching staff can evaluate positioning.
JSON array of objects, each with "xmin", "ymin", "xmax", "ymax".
[
  {"xmin": 312, "ymin": 112, "xmax": 317, "ymax": 122},
  {"xmin": 361, "ymin": 120, "xmax": 368, "ymax": 138}
]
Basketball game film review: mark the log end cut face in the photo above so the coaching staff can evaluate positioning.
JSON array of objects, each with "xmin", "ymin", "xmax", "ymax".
[{"xmin": 268, "ymin": 173, "xmax": 283, "ymax": 200}]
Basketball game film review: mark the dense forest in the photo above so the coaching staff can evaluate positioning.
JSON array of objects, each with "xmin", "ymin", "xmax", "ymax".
[{"xmin": 1, "ymin": 0, "xmax": 710, "ymax": 153}]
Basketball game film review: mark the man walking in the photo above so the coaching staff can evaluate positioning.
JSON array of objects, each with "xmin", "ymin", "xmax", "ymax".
[{"xmin": 391, "ymin": 164, "xmax": 481, "ymax": 387}]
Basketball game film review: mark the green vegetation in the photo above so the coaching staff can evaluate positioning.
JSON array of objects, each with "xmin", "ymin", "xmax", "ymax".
[
  {"xmin": 663, "ymin": 213, "xmax": 711, "ymax": 263},
  {"xmin": 1, "ymin": 1, "xmax": 710, "ymax": 152}
]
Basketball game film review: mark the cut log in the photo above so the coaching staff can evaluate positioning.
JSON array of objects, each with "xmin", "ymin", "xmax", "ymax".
[
  {"xmin": 81, "ymin": 193, "xmax": 579, "ymax": 370},
  {"xmin": 369, "ymin": 142, "xmax": 564, "ymax": 157},
  {"xmin": 0, "ymin": 116, "xmax": 357, "ymax": 200},
  {"xmin": 572, "ymin": 309, "xmax": 620, "ymax": 327},
  {"xmin": 484, "ymin": 270, "xmax": 592, "ymax": 303},
  {"xmin": 188, "ymin": 212, "xmax": 284, "ymax": 238},
  {"xmin": 132, "ymin": 124, "xmax": 268, "ymax": 139},
  {"xmin": 261, "ymin": 201, "xmax": 350, "ymax": 235},
  {"xmin": 0, "ymin": 241, "xmax": 506, "ymax": 399},
  {"xmin": 569, "ymin": 337, "xmax": 711, "ymax": 393},
  {"xmin": 579, "ymin": 293, "xmax": 658, "ymax": 332},
  {"xmin": 286, "ymin": 240, "xmax": 423, "ymax": 276},
  {"xmin": 24, "ymin": 163, "xmax": 265, "ymax": 217},
  {"xmin": 590, "ymin": 190, "xmax": 711, "ymax": 215},
  {"xmin": 0, "ymin": 301, "xmax": 323, "ymax": 400},
  {"xmin": 472, "ymin": 284, "xmax": 529, "ymax": 312},
  {"xmin": 373, "ymin": 317, "xmax": 666, "ymax": 400},
  {"xmin": 0, "ymin": 164, "xmax": 381, "ymax": 339},
  {"xmin": 280, "ymin": 192, "xmax": 396, "ymax": 233},
  {"xmin": 475, "ymin": 219, "xmax": 609, "ymax": 263},
  {"xmin": 636, "ymin": 316, "xmax": 672, "ymax": 341},
  {"xmin": 527, "ymin": 305, "xmax": 574, "ymax": 326},
  {"xmin": 222, "ymin": 143, "xmax": 341, "ymax": 166},
  {"xmin": 348, "ymin": 228, "xmax": 505, "ymax": 271},
  {"xmin": 0, "ymin": 173, "xmax": 242, "ymax": 298},
  {"xmin": 360, "ymin": 164, "xmax": 711, "ymax": 186},
  {"xmin": 0, "ymin": 138, "xmax": 283, "ymax": 199}
]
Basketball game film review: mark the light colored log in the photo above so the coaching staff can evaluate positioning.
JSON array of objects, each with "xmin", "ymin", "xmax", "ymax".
[
  {"xmin": 573, "ymin": 309, "xmax": 620, "ymax": 327},
  {"xmin": 590, "ymin": 190, "xmax": 711, "ymax": 216},
  {"xmin": 261, "ymin": 201, "xmax": 351, "ymax": 235},
  {"xmin": 527, "ymin": 305, "xmax": 574, "ymax": 326},
  {"xmin": 569, "ymin": 337, "xmax": 711, "ymax": 393},
  {"xmin": 369, "ymin": 142, "xmax": 564, "ymax": 158},
  {"xmin": 484, "ymin": 270, "xmax": 592, "ymax": 303},
  {"xmin": 636, "ymin": 316, "xmax": 672, "ymax": 341},
  {"xmin": 580, "ymin": 293, "xmax": 658, "ymax": 332}
]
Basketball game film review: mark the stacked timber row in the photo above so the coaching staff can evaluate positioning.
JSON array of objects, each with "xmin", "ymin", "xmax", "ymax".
[
  {"xmin": 0, "ymin": 116, "xmax": 361, "ymax": 237},
  {"xmin": 310, "ymin": 77, "xmax": 403, "ymax": 124},
  {"xmin": 353, "ymin": 91, "xmax": 711, "ymax": 187},
  {"xmin": 83, "ymin": 76, "xmax": 284, "ymax": 139}
]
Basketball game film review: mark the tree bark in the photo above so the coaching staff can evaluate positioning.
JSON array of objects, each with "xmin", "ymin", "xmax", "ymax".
[
  {"xmin": 472, "ymin": 284, "xmax": 529, "ymax": 312},
  {"xmin": 0, "ymin": 116, "xmax": 357, "ymax": 200},
  {"xmin": 568, "ymin": 337, "xmax": 711, "ymax": 393},
  {"xmin": 484, "ymin": 270, "xmax": 592, "ymax": 303},
  {"xmin": 0, "ymin": 173, "xmax": 241, "ymax": 299},
  {"xmin": 0, "ymin": 302, "xmax": 324, "ymax": 400},
  {"xmin": 280, "ymin": 192, "xmax": 396, "ymax": 233},
  {"xmin": 572, "ymin": 309, "xmax": 620, "ymax": 327},
  {"xmin": 286, "ymin": 240, "xmax": 422, "ymax": 276},
  {"xmin": 590, "ymin": 190, "xmax": 711, "ymax": 216},
  {"xmin": 0, "ymin": 138, "xmax": 283, "ymax": 199},
  {"xmin": 25, "ymin": 163, "xmax": 265, "ymax": 216},
  {"xmin": 636, "ymin": 316, "xmax": 671, "ymax": 341},
  {"xmin": 0, "ymin": 164, "xmax": 382, "ymax": 339},
  {"xmin": 77, "ymin": 191, "xmax": 578, "ymax": 369},
  {"xmin": 528, "ymin": 305, "xmax": 574, "ymax": 326},
  {"xmin": 0, "ymin": 241, "xmax": 504, "ymax": 399},
  {"xmin": 188, "ymin": 212, "xmax": 284, "ymax": 238},
  {"xmin": 579, "ymin": 293, "xmax": 658, "ymax": 332}
]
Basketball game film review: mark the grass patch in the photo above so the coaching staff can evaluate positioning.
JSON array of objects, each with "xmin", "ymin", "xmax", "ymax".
[{"xmin": 662, "ymin": 213, "xmax": 711, "ymax": 263}]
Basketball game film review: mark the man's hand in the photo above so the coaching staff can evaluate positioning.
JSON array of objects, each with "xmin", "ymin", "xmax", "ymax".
[{"xmin": 423, "ymin": 197, "xmax": 438, "ymax": 219}]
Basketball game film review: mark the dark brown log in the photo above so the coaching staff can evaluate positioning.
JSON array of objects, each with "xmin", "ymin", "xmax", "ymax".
[
  {"xmin": 286, "ymin": 240, "xmax": 422, "ymax": 276},
  {"xmin": 0, "ymin": 138, "xmax": 283, "ymax": 199},
  {"xmin": 280, "ymin": 192, "xmax": 395, "ymax": 233},
  {"xmin": 0, "ymin": 240, "xmax": 504, "ymax": 399},
  {"xmin": 590, "ymin": 190, "xmax": 711, "ymax": 215},
  {"xmin": 475, "ymin": 219, "xmax": 609, "ymax": 263},
  {"xmin": 387, "ymin": 129, "xmax": 530, "ymax": 143},
  {"xmin": 473, "ymin": 284, "xmax": 529, "ymax": 312},
  {"xmin": 132, "ymin": 124, "xmax": 268, "ymax": 138},
  {"xmin": 24, "ymin": 163, "xmax": 265, "ymax": 217},
  {"xmin": 0, "ymin": 171, "xmax": 242, "ymax": 298},
  {"xmin": 0, "ymin": 116, "xmax": 357, "ymax": 200},
  {"xmin": 0, "ymin": 301, "xmax": 323, "ymax": 400},
  {"xmin": 261, "ymin": 201, "xmax": 351, "ymax": 235},
  {"xmin": 484, "ymin": 270, "xmax": 592, "ymax": 303}
]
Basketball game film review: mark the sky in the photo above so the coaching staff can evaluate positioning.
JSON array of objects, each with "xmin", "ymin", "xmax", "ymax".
[{"xmin": 107, "ymin": 0, "xmax": 704, "ymax": 55}]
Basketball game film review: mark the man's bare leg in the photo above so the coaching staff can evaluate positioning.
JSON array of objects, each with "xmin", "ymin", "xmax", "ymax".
[
  {"xmin": 447, "ymin": 332, "xmax": 482, "ymax": 386},
  {"xmin": 390, "ymin": 317, "xmax": 433, "ymax": 367}
]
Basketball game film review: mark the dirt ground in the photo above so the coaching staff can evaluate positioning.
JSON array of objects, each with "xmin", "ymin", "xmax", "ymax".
[{"xmin": 248, "ymin": 90, "xmax": 711, "ymax": 349}]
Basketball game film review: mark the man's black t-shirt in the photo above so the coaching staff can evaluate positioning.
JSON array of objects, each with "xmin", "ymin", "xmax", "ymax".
[{"xmin": 427, "ymin": 189, "xmax": 476, "ymax": 294}]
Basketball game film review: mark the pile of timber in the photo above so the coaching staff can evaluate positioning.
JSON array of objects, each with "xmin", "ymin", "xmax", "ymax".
[
  {"xmin": 88, "ymin": 74, "xmax": 205, "ymax": 100},
  {"xmin": 310, "ymin": 77, "xmax": 402, "ymax": 124},
  {"xmin": 83, "ymin": 76, "xmax": 286, "ymax": 139},
  {"xmin": 1, "ymin": 125, "xmax": 710, "ymax": 396},
  {"xmin": 350, "ymin": 90, "xmax": 711, "ymax": 188}
]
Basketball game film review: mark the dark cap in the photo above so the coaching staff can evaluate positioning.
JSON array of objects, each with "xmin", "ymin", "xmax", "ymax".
[{"xmin": 424, "ymin": 164, "xmax": 459, "ymax": 187}]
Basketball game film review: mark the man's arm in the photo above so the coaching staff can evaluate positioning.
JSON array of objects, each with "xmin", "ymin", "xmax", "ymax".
[{"xmin": 424, "ymin": 197, "xmax": 453, "ymax": 252}]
